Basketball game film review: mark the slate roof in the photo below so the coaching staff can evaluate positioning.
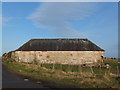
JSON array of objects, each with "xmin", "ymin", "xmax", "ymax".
[{"xmin": 16, "ymin": 38, "xmax": 104, "ymax": 51}]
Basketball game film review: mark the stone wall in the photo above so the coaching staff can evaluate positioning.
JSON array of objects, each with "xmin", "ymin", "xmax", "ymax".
[{"xmin": 11, "ymin": 51, "xmax": 104, "ymax": 65}]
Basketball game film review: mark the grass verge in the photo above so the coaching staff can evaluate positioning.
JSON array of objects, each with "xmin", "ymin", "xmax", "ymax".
[{"xmin": 2, "ymin": 58, "xmax": 120, "ymax": 88}]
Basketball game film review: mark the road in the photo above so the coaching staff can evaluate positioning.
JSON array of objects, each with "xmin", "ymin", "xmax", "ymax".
[{"xmin": 1, "ymin": 59, "xmax": 48, "ymax": 89}]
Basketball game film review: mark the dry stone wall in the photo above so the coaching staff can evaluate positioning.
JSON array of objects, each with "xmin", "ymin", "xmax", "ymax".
[{"xmin": 11, "ymin": 51, "xmax": 104, "ymax": 65}]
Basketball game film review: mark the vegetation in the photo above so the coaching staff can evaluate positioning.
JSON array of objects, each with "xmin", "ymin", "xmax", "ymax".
[{"xmin": 2, "ymin": 55, "xmax": 120, "ymax": 88}]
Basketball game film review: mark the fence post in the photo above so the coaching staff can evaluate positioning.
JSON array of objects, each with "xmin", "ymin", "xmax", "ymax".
[
  {"xmin": 105, "ymin": 67, "xmax": 107, "ymax": 76},
  {"xmin": 52, "ymin": 63, "xmax": 55, "ymax": 71},
  {"xmin": 90, "ymin": 66, "xmax": 94, "ymax": 74},
  {"xmin": 100, "ymin": 65, "xmax": 102, "ymax": 72},
  {"xmin": 67, "ymin": 64, "xmax": 70, "ymax": 72},
  {"xmin": 60, "ymin": 64, "xmax": 62, "ymax": 71},
  {"xmin": 106, "ymin": 64, "xmax": 110, "ymax": 74},
  {"xmin": 117, "ymin": 65, "xmax": 119, "ymax": 77},
  {"xmin": 78, "ymin": 65, "xmax": 82, "ymax": 74},
  {"xmin": 80, "ymin": 65, "xmax": 82, "ymax": 74},
  {"xmin": 40, "ymin": 63, "xmax": 43, "ymax": 67},
  {"xmin": 78, "ymin": 65, "xmax": 80, "ymax": 72}
]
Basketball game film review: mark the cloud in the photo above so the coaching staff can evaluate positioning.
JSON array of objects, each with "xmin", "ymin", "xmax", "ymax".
[
  {"xmin": 27, "ymin": 2, "xmax": 98, "ymax": 37},
  {"xmin": 0, "ymin": 17, "xmax": 13, "ymax": 27}
]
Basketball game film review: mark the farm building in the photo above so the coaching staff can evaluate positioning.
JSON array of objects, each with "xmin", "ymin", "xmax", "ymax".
[{"xmin": 11, "ymin": 38, "xmax": 105, "ymax": 65}]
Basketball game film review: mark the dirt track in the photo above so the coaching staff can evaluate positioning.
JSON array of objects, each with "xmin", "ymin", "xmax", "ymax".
[{"xmin": 2, "ymin": 59, "xmax": 47, "ymax": 88}]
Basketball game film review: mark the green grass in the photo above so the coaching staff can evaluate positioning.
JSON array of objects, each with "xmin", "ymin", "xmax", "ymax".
[
  {"xmin": 103, "ymin": 59, "xmax": 120, "ymax": 74},
  {"xmin": 2, "ymin": 58, "xmax": 120, "ymax": 88},
  {"xmin": 40, "ymin": 60, "xmax": 119, "ymax": 75}
]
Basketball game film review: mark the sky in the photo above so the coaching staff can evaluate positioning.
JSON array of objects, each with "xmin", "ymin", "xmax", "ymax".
[
  {"xmin": 0, "ymin": 2, "xmax": 1, "ymax": 88},
  {"xmin": 1, "ymin": 2, "xmax": 119, "ymax": 58}
]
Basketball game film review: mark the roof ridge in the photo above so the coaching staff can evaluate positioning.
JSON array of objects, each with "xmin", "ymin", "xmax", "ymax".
[{"xmin": 30, "ymin": 38, "xmax": 88, "ymax": 40}]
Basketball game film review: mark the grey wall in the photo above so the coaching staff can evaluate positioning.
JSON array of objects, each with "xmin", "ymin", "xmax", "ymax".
[{"xmin": 11, "ymin": 51, "xmax": 104, "ymax": 65}]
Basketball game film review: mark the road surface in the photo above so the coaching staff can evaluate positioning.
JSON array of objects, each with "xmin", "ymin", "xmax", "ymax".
[{"xmin": 1, "ymin": 59, "xmax": 48, "ymax": 88}]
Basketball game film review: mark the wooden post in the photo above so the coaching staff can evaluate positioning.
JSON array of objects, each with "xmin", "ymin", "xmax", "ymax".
[
  {"xmin": 90, "ymin": 66, "xmax": 94, "ymax": 74},
  {"xmin": 105, "ymin": 71, "xmax": 106, "ymax": 76},
  {"xmin": 78, "ymin": 65, "xmax": 80, "ymax": 72},
  {"xmin": 105, "ymin": 67, "xmax": 107, "ymax": 76},
  {"xmin": 117, "ymin": 65, "xmax": 119, "ymax": 77},
  {"xmin": 60, "ymin": 64, "xmax": 62, "ymax": 71},
  {"xmin": 106, "ymin": 64, "xmax": 110, "ymax": 74},
  {"xmin": 100, "ymin": 65, "xmax": 102, "ymax": 72},
  {"xmin": 80, "ymin": 65, "xmax": 82, "ymax": 74},
  {"xmin": 78, "ymin": 65, "xmax": 82, "ymax": 74},
  {"xmin": 41, "ymin": 63, "xmax": 42, "ymax": 67},
  {"xmin": 52, "ymin": 63, "xmax": 55, "ymax": 71},
  {"xmin": 68, "ymin": 64, "xmax": 70, "ymax": 72}
]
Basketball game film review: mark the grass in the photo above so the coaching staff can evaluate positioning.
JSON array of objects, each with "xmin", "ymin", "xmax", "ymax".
[
  {"xmin": 2, "ymin": 58, "xmax": 120, "ymax": 88},
  {"xmin": 39, "ymin": 60, "xmax": 119, "ymax": 75}
]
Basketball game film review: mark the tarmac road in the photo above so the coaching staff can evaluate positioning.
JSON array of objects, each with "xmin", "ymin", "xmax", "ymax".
[{"xmin": 1, "ymin": 58, "xmax": 48, "ymax": 89}]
